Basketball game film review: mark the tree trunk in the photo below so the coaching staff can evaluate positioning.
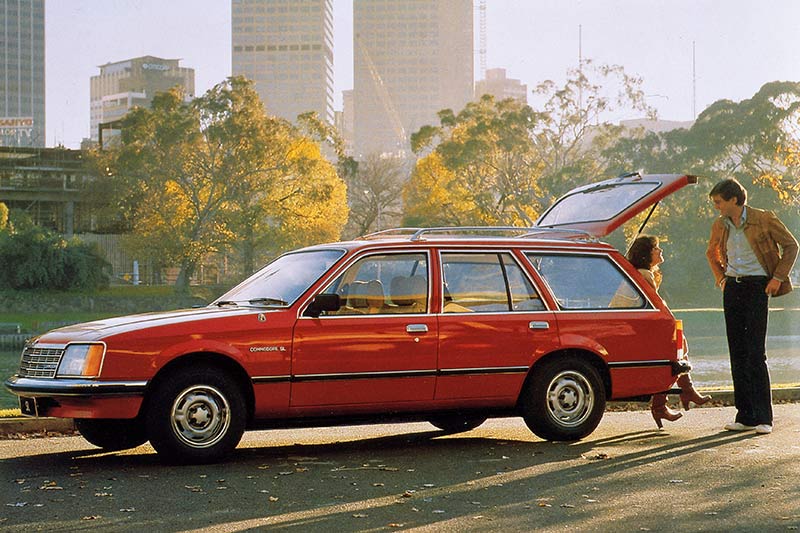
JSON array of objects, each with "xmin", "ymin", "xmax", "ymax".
[{"xmin": 175, "ymin": 259, "xmax": 196, "ymax": 294}]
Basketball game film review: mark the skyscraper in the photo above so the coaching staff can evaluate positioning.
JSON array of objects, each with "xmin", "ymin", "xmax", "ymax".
[
  {"xmin": 231, "ymin": 0, "xmax": 334, "ymax": 124},
  {"xmin": 353, "ymin": 0, "xmax": 473, "ymax": 156},
  {"xmin": 89, "ymin": 56, "xmax": 195, "ymax": 145},
  {"xmin": 0, "ymin": 0, "xmax": 45, "ymax": 147}
]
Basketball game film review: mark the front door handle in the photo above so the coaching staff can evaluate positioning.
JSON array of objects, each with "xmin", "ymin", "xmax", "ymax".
[
  {"xmin": 406, "ymin": 324, "xmax": 429, "ymax": 334},
  {"xmin": 529, "ymin": 321, "xmax": 550, "ymax": 330}
]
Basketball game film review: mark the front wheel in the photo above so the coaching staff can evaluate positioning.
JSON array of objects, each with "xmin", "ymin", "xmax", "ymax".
[
  {"xmin": 75, "ymin": 418, "xmax": 148, "ymax": 451},
  {"xmin": 145, "ymin": 367, "xmax": 246, "ymax": 464},
  {"xmin": 521, "ymin": 356, "xmax": 605, "ymax": 441}
]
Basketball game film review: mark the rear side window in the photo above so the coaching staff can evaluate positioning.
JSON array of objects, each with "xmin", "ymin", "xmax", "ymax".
[
  {"xmin": 441, "ymin": 252, "xmax": 545, "ymax": 313},
  {"xmin": 526, "ymin": 253, "xmax": 648, "ymax": 310}
]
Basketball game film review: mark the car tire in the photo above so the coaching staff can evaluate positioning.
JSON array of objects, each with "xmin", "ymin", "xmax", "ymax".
[
  {"xmin": 75, "ymin": 418, "xmax": 148, "ymax": 451},
  {"xmin": 429, "ymin": 415, "xmax": 487, "ymax": 433},
  {"xmin": 145, "ymin": 366, "xmax": 246, "ymax": 464},
  {"xmin": 521, "ymin": 356, "xmax": 605, "ymax": 441}
]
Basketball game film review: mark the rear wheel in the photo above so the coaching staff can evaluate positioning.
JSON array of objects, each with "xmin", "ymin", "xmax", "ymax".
[
  {"xmin": 429, "ymin": 415, "xmax": 487, "ymax": 433},
  {"xmin": 521, "ymin": 356, "xmax": 605, "ymax": 441},
  {"xmin": 145, "ymin": 366, "xmax": 246, "ymax": 464},
  {"xmin": 75, "ymin": 418, "xmax": 148, "ymax": 451}
]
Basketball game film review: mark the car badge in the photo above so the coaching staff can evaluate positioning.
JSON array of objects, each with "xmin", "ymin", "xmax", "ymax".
[{"xmin": 258, "ymin": 313, "xmax": 266, "ymax": 322}]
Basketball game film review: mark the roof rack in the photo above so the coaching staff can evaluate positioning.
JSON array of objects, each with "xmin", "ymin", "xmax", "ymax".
[{"xmin": 360, "ymin": 226, "xmax": 594, "ymax": 242}]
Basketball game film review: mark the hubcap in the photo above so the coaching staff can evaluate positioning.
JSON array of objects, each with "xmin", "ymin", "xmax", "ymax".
[
  {"xmin": 170, "ymin": 385, "xmax": 230, "ymax": 449},
  {"xmin": 546, "ymin": 370, "xmax": 594, "ymax": 428}
]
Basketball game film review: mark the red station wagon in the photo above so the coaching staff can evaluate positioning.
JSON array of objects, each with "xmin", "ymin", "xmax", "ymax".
[{"xmin": 6, "ymin": 173, "xmax": 696, "ymax": 463}]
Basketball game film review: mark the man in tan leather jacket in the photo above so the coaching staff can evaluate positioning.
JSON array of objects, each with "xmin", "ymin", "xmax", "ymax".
[{"xmin": 706, "ymin": 178, "xmax": 798, "ymax": 435}]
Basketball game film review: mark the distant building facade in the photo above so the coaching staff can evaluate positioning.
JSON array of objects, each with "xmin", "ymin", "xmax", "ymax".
[
  {"xmin": 0, "ymin": 147, "xmax": 91, "ymax": 236},
  {"xmin": 353, "ymin": 0, "xmax": 473, "ymax": 157},
  {"xmin": 475, "ymin": 68, "xmax": 527, "ymax": 104},
  {"xmin": 90, "ymin": 56, "xmax": 195, "ymax": 145},
  {"xmin": 0, "ymin": 0, "xmax": 46, "ymax": 147},
  {"xmin": 231, "ymin": 0, "xmax": 334, "ymax": 124}
]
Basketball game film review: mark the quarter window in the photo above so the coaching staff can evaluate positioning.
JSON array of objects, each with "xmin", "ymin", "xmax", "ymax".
[
  {"xmin": 526, "ymin": 253, "xmax": 648, "ymax": 310},
  {"xmin": 441, "ymin": 252, "xmax": 545, "ymax": 313}
]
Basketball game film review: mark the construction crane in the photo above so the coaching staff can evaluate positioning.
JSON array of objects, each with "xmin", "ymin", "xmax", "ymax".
[
  {"xmin": 355, "ymin": 34, "xmax": 407, "ymax": 151},
  {"xmin": 478, "ymin": 0, "xmax": 487, "ymax": 78}
]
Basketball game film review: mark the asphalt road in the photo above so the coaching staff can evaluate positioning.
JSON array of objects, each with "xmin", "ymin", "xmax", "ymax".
[{"xmin": 1, "ymin": 404, "xmax": 798, "ymax": 532}]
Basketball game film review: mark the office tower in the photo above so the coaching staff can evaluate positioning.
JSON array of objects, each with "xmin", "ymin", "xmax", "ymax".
[
  {"xmin": 0, "ymin": 0, "xmax": 45, "ymax": 147},
  {"xmin": 353, "ymin": 0, "xmax": 473, "ymax": 157},
  {"xmin": 232, "ymin": 0, "xmax": 334, "ymax": 124},
  {"xmin": 475, "ymin": 68, "xmax": 528, "ymax": 104},
  {"xmin": 89, "ymin": 56, "xmax": 195, "ymax": 145}
]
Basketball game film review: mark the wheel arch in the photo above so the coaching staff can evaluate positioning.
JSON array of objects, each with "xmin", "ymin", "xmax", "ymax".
[
  {"xmin": 517, "ymin": 349, "xmax": 611, "ymax": 409},
  {"xmin": 142, "ymin": 352, "xmax": 255, "ymax": 424}
]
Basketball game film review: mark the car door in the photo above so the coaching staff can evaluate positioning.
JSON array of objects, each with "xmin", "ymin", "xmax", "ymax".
[
  {"xmin": 291, "ymin": 251, "xmax": 437, "ymax": 410},
  {"xmin": 435, "ymin": 250, "xmax": 560, "ymax": 403},
  {"xmin": 535, "ymin": 173, "xmax": 697, "ymax": 238}
]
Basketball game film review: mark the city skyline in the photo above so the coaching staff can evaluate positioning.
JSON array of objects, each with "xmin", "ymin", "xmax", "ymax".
[{"xmin": 43, "ymin": 1, "xmax": 800, "ymax": 149}]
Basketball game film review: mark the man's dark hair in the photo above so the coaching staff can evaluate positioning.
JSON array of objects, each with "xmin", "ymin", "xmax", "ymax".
[{"xmin": 709, "ymin": 178, "xmax": 747, "ymax": 206}]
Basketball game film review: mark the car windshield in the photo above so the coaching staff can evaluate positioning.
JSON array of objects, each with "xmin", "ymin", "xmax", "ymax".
[{"xmin": 213, "ymin": 249, "xmax": 345, "ymax": 306}]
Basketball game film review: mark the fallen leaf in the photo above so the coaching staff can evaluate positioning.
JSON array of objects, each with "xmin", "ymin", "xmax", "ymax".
[
  {"xmin": 6, "ymin": 502, "xmax": 27, "ymax": 507},
  {"xmin": 352, "ymin": 513, "xmax": 368, "ymax": 518},
  {"xmin": 119, "ymin": 508, "xmax": 135, "ymax": 512},
  {"xmin": 82, "ymin": 516, "xmax": 101, "ymax": 520},
  {"xmin": 560, "ymin": 504, "xmax": 575, "ymax": 508},
  {"xmin": 388, "ymin": 523, "xmax": 404, "ymax": 528},
  {"xmin": 432, "ymin": 510, "xmax": 445, "ymax": 514},
  {"xmin": 268, "ymin": 496, "xmax": 279, "ymax": 502},
  {"xmin": 669, "ymin": 480, "xmax": 684, "ymax": 484}
]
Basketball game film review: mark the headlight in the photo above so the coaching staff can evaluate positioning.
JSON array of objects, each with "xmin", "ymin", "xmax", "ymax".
[{"xmin": 56, "ymin": 343, "xmax": 106, "ymax": 378}]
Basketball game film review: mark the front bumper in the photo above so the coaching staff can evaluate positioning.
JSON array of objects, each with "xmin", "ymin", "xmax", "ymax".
[
  {"xmin": 4, "ymin": 376, "xmax": 147, "ymax": 419},
  {"xmin": 5, "ymin": 375, "xmax": 147, "ymax": 397}
]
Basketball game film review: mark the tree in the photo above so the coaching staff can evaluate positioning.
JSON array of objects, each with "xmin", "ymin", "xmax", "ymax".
[
  {"xmin": 404, "ymin": 63, "xmax": 654, "ymax": 227},
  {"xmin": 600, "ymin": 81, "xmax": 800, "ymax": 305},
  {"xmin": 343, "ymin": 153, "xmax": 408, "ymax": 237},
  {"xmin": 406, "ymin": 95, "xmax": 545, "ymax": 226},
  {"xmin": 95, "ymin": 77, "xmax": 348, "ymax": 290}
]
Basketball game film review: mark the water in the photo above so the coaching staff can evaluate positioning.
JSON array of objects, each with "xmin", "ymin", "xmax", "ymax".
[{"xmin": 1, "ymin": 308, "xmax": 798, "ymax": 410}]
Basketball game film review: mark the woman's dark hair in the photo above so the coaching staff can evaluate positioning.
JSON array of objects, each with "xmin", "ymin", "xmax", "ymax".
[
  {"xmin": 627, "ymin": 235, "xmax": 659, "ymax": 270},
  {"xmin": 709, "ymin": 178, "xmax": 747, "ymax": 206}
]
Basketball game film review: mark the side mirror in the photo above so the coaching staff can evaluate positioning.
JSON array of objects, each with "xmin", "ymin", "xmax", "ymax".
[{"xmin": 305, "ymin": 293, "xmax": 341, "ymax": 317}]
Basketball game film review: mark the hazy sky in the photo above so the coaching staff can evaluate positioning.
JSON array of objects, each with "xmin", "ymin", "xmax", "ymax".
[{"xmin": 45, "ymin": 0, "xmax": 799, "ymax": 148}]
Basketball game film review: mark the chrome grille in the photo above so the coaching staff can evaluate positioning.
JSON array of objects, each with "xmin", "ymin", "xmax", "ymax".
[{"xmin": 19, "ymin": 346, "xmax": 64, "ymax": 378}]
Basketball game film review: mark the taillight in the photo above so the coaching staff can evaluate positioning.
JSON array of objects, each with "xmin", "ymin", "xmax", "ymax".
[{"xmin": 674, "ymin": 319, "xmax": 684, "ymax": 358}]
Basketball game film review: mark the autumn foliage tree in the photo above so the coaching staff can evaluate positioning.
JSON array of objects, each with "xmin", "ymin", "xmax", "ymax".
[
  {"xmin": 404, "ymin": 63, "xmax": 654, "ymax": 227},
  {"xmin": 94, "ymin": 77, "xmax": 348, "ymax": 291}
]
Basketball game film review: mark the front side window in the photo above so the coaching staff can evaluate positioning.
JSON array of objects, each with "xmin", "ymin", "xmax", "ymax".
[
  {"xmin": 321, "ymin": 253, "xmax": 428, "ymax": 315},
  {"xmin": 441, "ymin": 252, "xmax": 545, "ymax": 313},
  {"xmin": 527, "ymin": 253, "xmax": 648, "ymax": 310}
]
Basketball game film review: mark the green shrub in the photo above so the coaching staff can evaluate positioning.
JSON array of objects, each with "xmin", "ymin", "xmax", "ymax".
[{"xmin": 0, "ymin": 224, "xmax": 110, "ymax": 290}]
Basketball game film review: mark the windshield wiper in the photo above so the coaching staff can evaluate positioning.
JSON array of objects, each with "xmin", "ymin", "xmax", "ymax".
[
  {"xmin": 248, "ymin": 297, "xmax": 289, "ymax": 306},
  {"xmin": 215, "ymin": 300, "xmax": 239, "ymax": 307}
]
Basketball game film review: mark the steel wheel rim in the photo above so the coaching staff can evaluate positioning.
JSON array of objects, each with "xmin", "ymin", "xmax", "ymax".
[
  {"xmin": 545, "ymin": 370, "xmax": 594, "ymax": 428},
  {"xmin": 170, "ymin": 385, "xmax": 231, "ymax": 449}
]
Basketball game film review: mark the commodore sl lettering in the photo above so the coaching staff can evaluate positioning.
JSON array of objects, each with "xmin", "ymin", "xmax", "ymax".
[{"xmin": 5, "ymin": 174, "xmax": 697, "ymax": 464}]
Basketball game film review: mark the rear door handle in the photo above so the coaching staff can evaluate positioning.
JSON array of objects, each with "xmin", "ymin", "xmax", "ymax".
[
  {"xmin": 529, "ymin": 321, "xmax": 550, "ymax": 330},
  {"xmin": 406, "ymin": 324, "xmax": 429, "ymax": 334}
]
